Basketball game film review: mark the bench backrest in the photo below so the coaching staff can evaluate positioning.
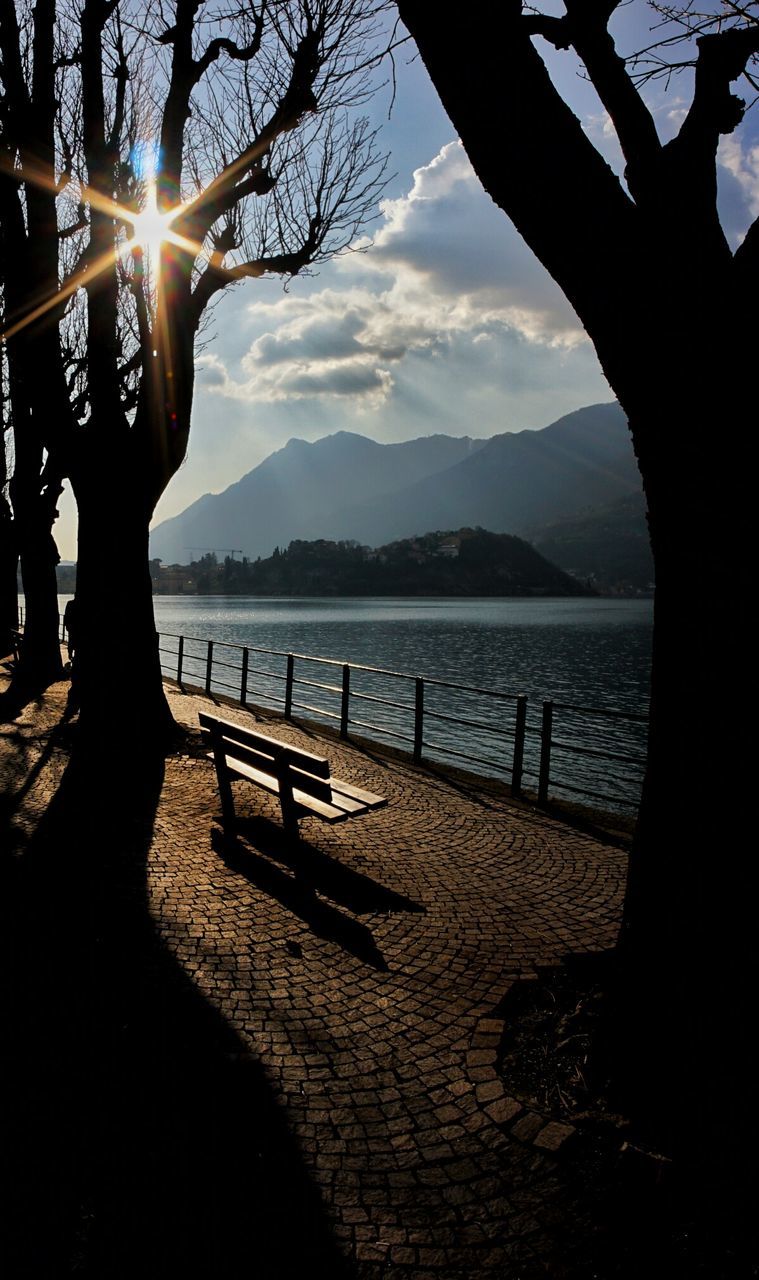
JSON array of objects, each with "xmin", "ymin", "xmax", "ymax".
[{"xmin": 199, "ymin": 713, "xmax": 333, "ymax": 802}]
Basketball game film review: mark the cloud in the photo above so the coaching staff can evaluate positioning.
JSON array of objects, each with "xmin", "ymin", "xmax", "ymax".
[
  {"xmin": 196, "ymin": 352, "xmax": 231, "ymax": 387},
  {"xmin": 359, "ymin": 141, "xmax": 583, "ymax": 337},
  {"xmin": 200, "ymin": 142, "xmax": 591, "ymax": 413},
  {"xmin": 281, "ymin": 363, "xmax": 393, "ymax": 398},
  {"xmin": 718, "ymin": 135, "xmax": 759, "ymax": 241},
  {"xmin": 252, "ymin": 310, "xmax": 367, "ymax": 366}
]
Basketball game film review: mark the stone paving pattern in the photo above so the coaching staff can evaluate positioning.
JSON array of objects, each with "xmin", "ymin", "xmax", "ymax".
[{"xmin": 2, "ymin": 676, "xmax": 628, "ymax": 1276}]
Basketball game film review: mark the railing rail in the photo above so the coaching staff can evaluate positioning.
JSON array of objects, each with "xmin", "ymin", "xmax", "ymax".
[
  {"xmin": 150, "ymin": 623, "xmax": 649, "ymax": 813},
  {"xmin": 20, "ymin": 610, "xmax": 647, "ymax": 813}
]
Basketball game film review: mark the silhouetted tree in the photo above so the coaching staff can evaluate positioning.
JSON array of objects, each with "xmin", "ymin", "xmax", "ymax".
[
  {"xmin": 0, "ymin": 0, "xmax": 387, "ymax": 743},
  {"xmin": 0, "ymin": 53, "xmax": 68, "ymax": 697},
  {"xmin": 397, "ymin": 0, "xmax": 759, "ymax": 1170},
  {"xmin": 0, "ymin": 397, "xmax": 19, "ymax": 658}
]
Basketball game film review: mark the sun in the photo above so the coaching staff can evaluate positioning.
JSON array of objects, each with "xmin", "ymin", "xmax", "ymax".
[{"xmin": 128, "ymin": 181, "xmax": 175, "ymax": 260}]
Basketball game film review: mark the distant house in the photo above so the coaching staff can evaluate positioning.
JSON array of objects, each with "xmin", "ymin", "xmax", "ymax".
[
  {"xmin": 154, "ymin": 565, "xmax": 195, "ymax": 594},
  {"xmin": 436, "ymin": 538, "xmax": 460, "ymax": 559}
]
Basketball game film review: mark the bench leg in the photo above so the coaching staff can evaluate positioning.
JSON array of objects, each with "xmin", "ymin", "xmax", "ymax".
[
  {"xmin": 211, "ymin": 735, "xmax": 236, "ymax": 833},
  {"xmin": 274, "ymin": 749, "xmax": 300, "ymax": 840}
]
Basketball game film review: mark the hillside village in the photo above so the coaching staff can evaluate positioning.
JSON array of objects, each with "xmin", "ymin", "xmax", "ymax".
[{"xmin": 146, "ymin": 528, "xmax": 593, "ymax": 597}]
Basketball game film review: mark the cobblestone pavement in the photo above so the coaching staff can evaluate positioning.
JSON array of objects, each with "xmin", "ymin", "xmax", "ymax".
[{"xmin": 2, "ymin": 677, "xmax": 629, "ymax": 1277}]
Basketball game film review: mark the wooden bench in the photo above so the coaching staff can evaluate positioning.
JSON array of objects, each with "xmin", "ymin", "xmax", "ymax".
[{"xmin": 199, "ymin": 712, "xmax": 387, "ymax": 838}]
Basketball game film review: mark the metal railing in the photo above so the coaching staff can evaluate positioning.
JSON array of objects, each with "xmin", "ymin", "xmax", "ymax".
[
  {"xmin": 535, "ymin": 698, "xmax": 648, "ymax": 811},
  {"xmin": 154, "ymin": 627, "xmax": 648, "ymax": 813},
  {"xmin": 18, "ymin": 600, "xmax": 648, "ymax": 813}
]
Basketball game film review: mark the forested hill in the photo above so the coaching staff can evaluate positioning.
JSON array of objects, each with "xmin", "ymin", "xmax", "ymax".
[{"xmin": 161, "ymin": 529, "xmax": 593, "ymax": 597}]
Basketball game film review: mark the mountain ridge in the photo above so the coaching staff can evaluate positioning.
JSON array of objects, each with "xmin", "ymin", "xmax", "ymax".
[
  {"xmin": 150, "ymin": 402, "xmax": 642, "ymax": 566},
  {"xmin": 151, "ymin": 431, "xmax": 487, "ymax": 563}
]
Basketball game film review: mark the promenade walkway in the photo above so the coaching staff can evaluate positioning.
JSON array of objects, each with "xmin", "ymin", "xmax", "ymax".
[{"xmin": 1, "ymin": 675, "xmax": 633, "ymax": 1277}]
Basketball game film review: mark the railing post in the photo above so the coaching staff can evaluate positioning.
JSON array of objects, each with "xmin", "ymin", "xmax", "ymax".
[
  {"xmin": 176, "ymin": 635, "xmax": 184, "ymax": 685},
  {"xmin": 240, "ymin": 647, "xmax": 249, "ymax": 705},
  {"xmin": 512, "ymin": 694, "xmax": 527, "ymax": 797},
  {"xmin": 413, "ymin": 677, "xmax": 424, "ymax": 763},
  {"xmin": 284, "ymin": 653, "xmax": 294, "ymax": 719},
  {"xmin": 205, "ymin": 640, "xmax": 214, "ymax": 695},
  {"xmin": 340, "ymin": 664, "xmax": 351, "ymax": 739},
  {"xmin": 538, "ymin": 699, "xmax": 553, "ymax": 803}
]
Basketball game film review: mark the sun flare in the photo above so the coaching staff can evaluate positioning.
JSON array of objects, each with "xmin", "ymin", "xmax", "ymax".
[{"xmin": 128, "ymin": 181, "xmax": 175, "ymax": 260}]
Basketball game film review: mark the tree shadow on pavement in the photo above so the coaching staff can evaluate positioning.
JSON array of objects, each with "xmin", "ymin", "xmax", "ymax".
[
  {"xmin": 1, "ymin": 748, "xmax": 353, "ymax": 1278},
  {"xmin": 0, "ymin": 683, "xmax": 38, "ymax": 725}
]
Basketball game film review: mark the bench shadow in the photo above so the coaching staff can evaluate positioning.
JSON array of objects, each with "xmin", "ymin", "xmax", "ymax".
[
  {"xmin": 213, "ymin": 825, "xmax": 394, "ymax": 971},
  {"xmin": 235, "ymin": 813, "xmax": 424, "ymax": 916},
  {"xmin": 2, "ymin": 749, "xmax": 354, "ymax": 1278}
]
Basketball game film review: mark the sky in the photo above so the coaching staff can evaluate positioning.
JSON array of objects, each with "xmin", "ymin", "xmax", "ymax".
[{"xmin": 53, "ymin": 3, "xmax": 759, "ymax": 560}]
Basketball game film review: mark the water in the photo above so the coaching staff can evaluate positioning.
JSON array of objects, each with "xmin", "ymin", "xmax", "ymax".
[{"xmin": 56, "ymin": 593, "xmax": 653, "ymax": 809}]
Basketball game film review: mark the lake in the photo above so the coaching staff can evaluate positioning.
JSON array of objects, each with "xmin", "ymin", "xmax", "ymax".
[
  {"xmin": 56, "ymin": 593, "xmax": 653, "ymax": 809},
  {"xmin": 145, "ymin": 595, "xmax": 652, "ymax": 811},
  {"xmin": 148, "ymin": 594, "xmax": 652, "ymax": 705}
]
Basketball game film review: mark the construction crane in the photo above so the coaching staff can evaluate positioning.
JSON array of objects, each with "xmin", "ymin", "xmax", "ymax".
[{"xmin": 186, "ymin": 547, "xmax": 244, "ymax": 560}]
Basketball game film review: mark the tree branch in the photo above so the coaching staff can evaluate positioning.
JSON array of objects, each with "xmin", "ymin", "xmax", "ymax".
[
  {"xmin": 60, "ymin": 206, "xmax": 89, "ymax": 239},
  {"xmin": 396, "ymin": 0, "xmax": 636, "ymax": 340},
  {"xmin": 125, "ymin": 248, "xmax": 152, "ymax": 352},
  {"xmin": 81, "ymin": 0, "xmax": 126, "ymax": 426},
  {"xmin": 108, "ymin": 9, "xmax": 130, "ymax": 153},
  {"xmin": 195, "ymin": 14, "xmax": 266, "ymax": 78},
  {"xmin": 174, "ymin": 24, "xmax": 322, "ymax": 249},
  {"xmin": 190, "ymin": 234, "xmax": 319, "ymax": 322},
  {"xmin": 526, "ymin": 1, "xmax": 662, "ymax": 201},
  {"xmin": 0, "ymin": 0, "xmax": 32, "ymax": 147},
  {"xmin": 158, "ymin": 0, "xmax": 207, "ymax": 207},
  {"xmin": 679, "ymin": 25, "xmax": 759, "ymax": 148}
]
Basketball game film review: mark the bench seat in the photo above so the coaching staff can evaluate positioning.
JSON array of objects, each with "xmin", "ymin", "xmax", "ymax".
[{"xmin": 199, "ymin": 712, "xmax": 387, "ymax": 836}]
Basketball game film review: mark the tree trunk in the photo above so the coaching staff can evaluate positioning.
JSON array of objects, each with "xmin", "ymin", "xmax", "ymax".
[
  {"xmin": 611, "ymin": 371, "xmax": 755, "ymax": 1175},
  {"xmin": 0, "ymin": 480, "xmax": 19, "ymax": 660},
  {"xmin": 15, "ymin": 526, "xmax": 63, "ymax": 692},
  {"xmin": 3, "ymin": 362, "xmax": 65, "ymax": 697},
  {"xmin": 72, "ymin": 467, "xmax": 175, "ymax": 753},
  {"xmin": 10, "ymin": 442, "xmax": 65, "ymax": 696},
  {"xmin": 395, "ymin": 2, "xmax": 756, "ymax": 1183}
]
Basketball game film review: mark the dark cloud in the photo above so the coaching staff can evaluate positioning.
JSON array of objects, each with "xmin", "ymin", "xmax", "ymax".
[
  {"xmin": 252, "ymin": 311, "xmax": 366, "ymax": 366},
  {"xmin": 282, "ymin": 364, "xmax": 389, "ymax": 397}
]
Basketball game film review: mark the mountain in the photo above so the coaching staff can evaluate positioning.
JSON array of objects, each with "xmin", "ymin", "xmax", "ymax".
[
  {"xmin": 149, "ymin": 432, "xmax": 484, "ymax": 564},
  {"xmin": 150, "ymin": 402, "xmax": 643, "ymax": 564},
  {"xmin": 319, "ymin": 402, "xmax": 640, "ymax": 547},
  {"xmin": 530, "ymin": 492, "xmax": 654, "ymax": 591}
]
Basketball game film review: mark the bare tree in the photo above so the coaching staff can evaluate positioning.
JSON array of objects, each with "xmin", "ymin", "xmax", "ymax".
[
  {"xmin": 0, "ymin": 29, "xmax": 69, "ymax": 699},
  {"xmin": 396, "ymin": 0, "xmax": 759, "ymax": 1175},
  {"xmin": 0, "ymin": 0, "xmax": 388, "ymax": 740}
]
